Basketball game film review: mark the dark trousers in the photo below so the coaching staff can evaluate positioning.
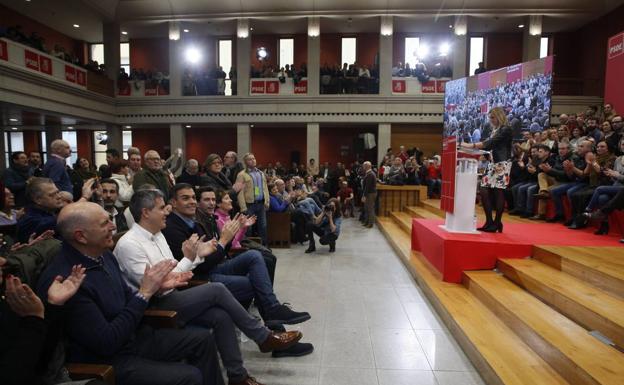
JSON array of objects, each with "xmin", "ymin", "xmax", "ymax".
[
  {"xmin": 570, "ymin": 186, "xmax": 596, "ymax": 217},
  {"xmin": 364, "ymin": 192, "xmax": 377, "ymax": 226},
  {"xmin": 306, "ymin": 222, "xmax": 338, "ymax": 249},
  {"xmin": 245, "ymin": 202, "xmax": 267, "ymax": 245},
  {"xmin": 290, "ymin": 210, "xmax": 309, "ymax": 243},
  {"xmin": 113, "ymin": 325, "xmax": 224, "ymax": 385},
  {"xmin": 602, "ymin": 187, "xmax": 624, "ymax": 214},
  {"xmin": 152, "ymin": 283, "xmax": 270, "ymax": 383},
  {"xmin": 203, "ymin": 250, "xmax": 278, "ymax": 317}
]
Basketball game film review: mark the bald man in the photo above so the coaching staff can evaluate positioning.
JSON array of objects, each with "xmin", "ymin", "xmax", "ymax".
[
  {"xmin": 43, "ymin": 139, "xmax": 72, "ymax": 194},
  {"xmin": 132, "ymin": 150, "xmax": 171, "ymax": 200},
  {"xmin": 361, "ymin": 161, "xmax": 377, "ymax": 228},
  {"xmin": 36, "ymin": 202, "xmax": 224, "ymax": 385}
]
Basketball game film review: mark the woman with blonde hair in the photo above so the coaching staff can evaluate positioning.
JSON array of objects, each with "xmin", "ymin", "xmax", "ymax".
[{"xmin": 460, "ymin": 107, "xmax": 513, "ymax": 232}]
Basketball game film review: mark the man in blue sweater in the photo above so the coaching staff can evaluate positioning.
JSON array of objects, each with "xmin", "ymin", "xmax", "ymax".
[{"xmin": 37, "ymin": 202, "xmax": 225, "ymax": 385}]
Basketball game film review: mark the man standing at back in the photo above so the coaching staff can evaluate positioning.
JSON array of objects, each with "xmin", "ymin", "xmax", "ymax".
[
  {"xmin": 361, "ymin": 161, "xmax": 377, "ymax": 228},
  {"xmin": 43, "ymin": 139, "xmax": 72, "ymax": 194},
  {"xmin": 223, "ymin": 151, "xmax": 244, "ymax": 186},
  {"xmin": 132, "ymin": 150, "xmax": 171, "ymax": 200},
  {"xmin": 236, "ymin": 153, "xmax": 270, "ymax": 245}
]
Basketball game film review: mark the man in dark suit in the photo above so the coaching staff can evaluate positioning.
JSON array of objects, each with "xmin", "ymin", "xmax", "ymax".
[
  {"xmin": 223, "ymin": 151, "xmax": 244, "ymax": 187},
  {"xmin": 43, "ymin": 139, "xmax": 72, "ymax": 195}
]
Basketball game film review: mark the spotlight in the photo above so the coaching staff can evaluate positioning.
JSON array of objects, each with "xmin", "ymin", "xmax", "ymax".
[
  {"xmin": 9, "ymin": 118, "xmax": 18, "ymax": 122},
  {"xmin": 185, "ymin": 47, "xmax": 202, "ymax": 64},
  {"xmin": 67, "ymin": 126, "xmax": 74, "ymax": 130},
  {"xmin": 417, "ymin": 44, "xmax": 429, "ymax": 60},
  {"xmin": 121, "ymin": 31, "xmax": 128, "ymax": 35},
  {"xmin": 11, "ymin": 127, "xmax": 18, "ymax": 130},
  {"xmin": 518, "ymin": 24, "xmax": 525, "ymax": 28},
  {"xmin": 256, "ymin": 47, "xmax": 268, "ymax": 61},
  {"xmin": 73, "ymin": 24, "xmax": 80, "ymax": 28},
  {"xmin": 183, "ymin": 29, "xmax": 189, "ymax": 33},
  {"xmin": 439, "ymin": 42, "xmax": 450, "ymax": 56},
  {"xmin": 185, "ymin": 125, "xmax": 191, "ymax": 128},
  {"xmin": 124, "ymin": 125, "xmax": 132, "ymax": 129}
]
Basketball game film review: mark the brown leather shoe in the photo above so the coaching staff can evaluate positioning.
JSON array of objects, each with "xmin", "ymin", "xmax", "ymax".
[
  {"xmin": 229, "ymin": 376, "xmax": 265, "ymax": 385},
  {"xmin": 258, "ymin": 330, "xmax": 302, "ymax": 353}
]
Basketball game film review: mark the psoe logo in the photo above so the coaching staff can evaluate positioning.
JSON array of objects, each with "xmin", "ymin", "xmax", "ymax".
[{"xmin": 608, "ymin": 33, "xmax": 624, "ymax": 59}]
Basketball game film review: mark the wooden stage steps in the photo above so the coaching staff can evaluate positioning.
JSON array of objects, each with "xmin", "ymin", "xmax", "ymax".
[{"xmin": 378, "ymin": 198, "xmax": 624, "ymax": 385}]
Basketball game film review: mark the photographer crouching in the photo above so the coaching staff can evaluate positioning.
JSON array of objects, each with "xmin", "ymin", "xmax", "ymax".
[{"xmin": 304, "ymin": 198, "xmax": 342, "ymax": 254}]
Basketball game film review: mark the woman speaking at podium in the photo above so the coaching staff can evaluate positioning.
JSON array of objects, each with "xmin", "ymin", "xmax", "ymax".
[{"xmin": 460, "ymin": 107, "xmax": 513, "ymax": 233}]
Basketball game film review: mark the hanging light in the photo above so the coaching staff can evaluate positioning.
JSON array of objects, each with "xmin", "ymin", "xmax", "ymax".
[
  {"xmin": 308, "ymin": 17, "xmax": 320, "ymax": 37},
  {"xmin": 380, "ymin": 15, "xmax": 393, "ymax": 36},
  {"xmin": 237, "ymin": 18, "xmax": 249, "ymax": 38},
  {"xmin": 454, "ymin": 15, "xmax": 467, "ymax": 36},
  {"xmin": 169, "ymin": 21, "xmax": 180, "ymax": 41}
]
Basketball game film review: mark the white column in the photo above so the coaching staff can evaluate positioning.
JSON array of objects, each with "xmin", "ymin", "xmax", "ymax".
[
  {"xmin": 106, "ymin": 124, "xmax": 123, "ymax": 153},
  {"xmin": 169, "ymin": 124, "xmax": 186, "ymax": 156},
  {"xmin": 306, "ymin": 123, "xmax": 320, "ymax": 163},
  {"xmin": 522, "ymin": 16, "xmax": 541, "ymax": 61},
  {"xmin": 237, "ymin": 123, "xmax": 251, "ymax": 156},
  {"xmin": 236, "ymin": 19, "xmax": 251, "ymax": 97},
  {"xmin": 379, "ymin": 17, "xmax": 393, "ymax": 96},
  {"xmin": 452, "ymin": 34, "xmax": 468, "ymax": 79},
  {"xmin": 307, "ymin": 17, "xmax": 320, "ymax": 96},
  {"xmin": 377, "ymin": 123, "xmax": 391, "ymax": 165},
  {"xmin": 168, "ymin": 39, "xmax": 182, "ymax": 97},
  {"xmin": 103, "ymin": 23, "xmax": 121, "ymax": 81}
]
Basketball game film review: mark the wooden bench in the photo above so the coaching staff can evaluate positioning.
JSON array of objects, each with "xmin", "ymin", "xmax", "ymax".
[{"xmin": 267, "ymin": 211, "xmax": 291, "ymax": 248}]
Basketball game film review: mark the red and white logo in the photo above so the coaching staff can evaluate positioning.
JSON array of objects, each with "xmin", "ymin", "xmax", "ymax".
[
  {"xmin": 436, "ymin": 80, "xmax": 447, "ymax": 93},
  {"xmin": 250, "ymin": 80, "xmax": 265, "ymax": 94},
  {"xmin": 144, "ymin": 87, "xmax": 157, "ymax": 96},
  {"xmin": 39, "ymin": 56, "xmax": 52, "ymax": 75},
  {"xmin": 265, "ymin": 80, "xmax": 279, "ymax": 94},
  {"xmin": 608, "ymin": 33, "xmax": 624, "ymax": 60},
  {"xmin": 392, "ymin": 79, "xmax": 406, "ymax": 93},
  {"xmin": 76, "ymin": 70, "xmax": 86, "ymax": 86},
  {"xmin": 65, "ymin": 65, "xmax": 76, "ymax": 82},
  {"xmin": 24, "ymin": 50, "xmax": 39, "ymax": 71},
  {"xmin": 294, "ymin": 80, "xmax": 307, "ymax": 94},
  {"xmin": 421, "ymin": 80, "xmax": 436, "ymax": 93}
]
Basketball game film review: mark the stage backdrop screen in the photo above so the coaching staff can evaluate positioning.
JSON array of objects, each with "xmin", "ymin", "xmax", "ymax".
[{"xmin": 443, "ymin": 56, "xmax": 554, "ymax": 142}]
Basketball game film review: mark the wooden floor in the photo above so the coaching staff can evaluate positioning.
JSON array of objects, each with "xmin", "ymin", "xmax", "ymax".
[{"xmin": 377, "ymin": 198, "xmax": 624, "ymax": 385}]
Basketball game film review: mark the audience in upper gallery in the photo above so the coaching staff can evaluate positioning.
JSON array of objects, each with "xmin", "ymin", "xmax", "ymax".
[
  {"xmin": 320, "ymin": 62, "xmax": 379, "ymax": 94},
  {"xmin": 182, "ymin": 65, "xmax": 227, "ymax": 96}
]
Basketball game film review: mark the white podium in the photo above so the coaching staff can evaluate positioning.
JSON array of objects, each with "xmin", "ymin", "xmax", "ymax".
[{"xmin": 441, "ymin": 151, "xmax": 484, "ymax": 234}]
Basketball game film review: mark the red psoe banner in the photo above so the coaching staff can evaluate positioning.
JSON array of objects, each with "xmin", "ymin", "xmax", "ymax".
[
  {"xmin": 0, "ymin": 40, "xmax": 7, "ymax": 61},
  {"xmin": 440, "ymin": 136, "xmax": 457, "ymax": 214},
  {"xmin": 39, "ymin": 55, "xmax": 52, "ymax": 75},
  {"xmin": 24, "ymin": 50, "xmax": 39, "ymax": 71},
  {"xmin": 76, "ymin": 70, "xmax": 86, "ymax": 86},
  {"xmin": 65, "ymin": 65, "xmax": 76, "ymax": 82},
  {"xmin": 436, "ymin": 80, "xmax": 448, "ymax": 93},
  {"xmin": 605, "ymin": 31, "xmax": 624, "ymax": 114},
  {"xmin": 294, "ymin": 80, "xmax": 307, "ymax": 94},
  {"xmin": 392, "ymin": 79, "xmax": 406, "ymax": 93},
  {"xmin": 250, "ymin": 80, "xmax": 265, "ymax": 94},
  {"xmin": 421, "ymin": 80, "xmax": 436, "ymax": 93}
]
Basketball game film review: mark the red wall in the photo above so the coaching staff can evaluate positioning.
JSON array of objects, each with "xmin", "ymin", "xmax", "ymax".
[
  {"xmin": 356, "ymin": 33, "xmax": 379, "ymax": 67},
  {"xmin": 484, "ymin": 33, "xmax": 523, "ymax": 72},
  {"xmin": 185, "ymin": 126, "xmax": 237, "ymax": 165},
  {"xmin": 320, "ymin": 34, "xmax": 341, "ymax": 66},
  {"xmin": 129, "ymin": 38, "xmax": 170, "ymax": 71},
  {"xmin": 131, "ymin": 127, "xmax": 171, "ymax": 158},
  {"xmin": 0, "ymin": 4, "xmax": 82, "ymax": 59},
  {"xmin": 293, "ymin": 34, "xmax": 308, "ymax": 67},
  {"xmin": 251, "ymin": 126, "xmax": 306, "ymax": 166},
  {"xmin": 552, "ymin": 4, "xmax": 624, "ymax": 96},
  {"xmin": 319, "ymin": 125, "xmax": 377, "ymax": 165},
  {"xmin": 22, "ymin": 131, "xmax": 40, "ymax": 154},
  {"xmin": 76, "ymin": 130, "xmax": 93, "ymax": 160}
]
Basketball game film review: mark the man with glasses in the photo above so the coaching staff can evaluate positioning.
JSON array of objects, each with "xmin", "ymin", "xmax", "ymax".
[{"xmin": 132, "ymin": 150, "xmax": 172, "ymax": 200}]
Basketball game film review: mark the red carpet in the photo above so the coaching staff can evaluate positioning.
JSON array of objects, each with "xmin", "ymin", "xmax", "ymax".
[{"xmin": 411, "ymin": 218, "xmax": 622, "ymax": 283}]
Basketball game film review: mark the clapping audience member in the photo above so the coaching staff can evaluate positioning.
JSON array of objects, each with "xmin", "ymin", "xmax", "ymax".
[{"xmin": 132, "ymin": 150, "xmax": 171, "ymax": 200}]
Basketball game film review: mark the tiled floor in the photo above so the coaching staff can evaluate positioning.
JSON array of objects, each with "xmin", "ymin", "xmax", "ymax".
[{"xmin": 240, "ymin": 217, "xmax": 486, "ymax": 385}]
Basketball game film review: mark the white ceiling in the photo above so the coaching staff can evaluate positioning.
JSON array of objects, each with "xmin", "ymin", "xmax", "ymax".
[{"xmin": 1, "ymin": 0, "xmax": 622, "ymax": 42}]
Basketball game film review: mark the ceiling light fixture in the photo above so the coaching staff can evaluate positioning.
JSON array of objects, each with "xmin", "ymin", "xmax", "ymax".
[
  {"xmin": 449, "ymin": 25, "xmax": 453, "ymax": 29},
  {"xmin": 67, "ymin": 126, "xmax": 74, "ymax": 130},
  {"xmin": 183, "ymin": 29, "xmax": 190, "ymax": 33},
  {"xmin": 518, "ymin": 24, "xmax": 525, "ymax": 28},
  {"xmin": 121, "ymin": 31, "xmax": 128, "ymax": 35},
  {"xmin": 11, "ymin": 127, "xmax": 18, "ymax": 130},
  {"xmin": 169, "ymin": 21, "xmax": 181, "ymax": 40},
  {"xmin": 185, "ymin": 125, "xmax": 191, "ymax": 128},
  {"xmin": 237, "ymin": 18, "xmax": 249, "ymax": 38},
  {"xmin": 124, "ymin": 125, "xmax": 131, "ymax": 129},
  {"xmin": 9, "ymin": 118, "xmax": 18, "ymax": 122},
  {"xmin": 529, "ymin": 15, "xmax": 542, "ymax": 36},
  {"xmin": 454, "ymin": 15, "xmax": 467, "ymax": 36},
  {"xmin": 380, "ymin": 15, "xmax": 393, "ymax": 36},
  {"xmin": 73, "ymin": 24, "xmax": 80, "ymax": 28},
  {"xmin": 308, "ymin": 17, "xmax": 320, "ymax": 37}
]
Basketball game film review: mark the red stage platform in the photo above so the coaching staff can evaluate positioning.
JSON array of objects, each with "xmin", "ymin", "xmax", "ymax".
[{"xmin": 411, "ymin": 218, "xmax": 623, "ymax": 283}]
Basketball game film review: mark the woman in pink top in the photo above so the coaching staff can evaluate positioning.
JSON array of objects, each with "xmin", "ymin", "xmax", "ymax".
[{"xmin": 214, "ymin": 189, "xmax": 256, "ymax": 249}]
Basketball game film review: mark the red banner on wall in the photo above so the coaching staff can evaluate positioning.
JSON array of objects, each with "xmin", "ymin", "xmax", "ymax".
[
  {"xmin": 605, "ymin": 31, "xmax": 624, "ymax": 113},
  {"xmin": 440, "ymin": 136, "xmax": 457, "ymax": 214},
  {"xmin": 24, "ymin": 50, "xmax": 39, "ymax": 71},
  {"xmin": 265, "ymin": 80, "xmax": 279, "ymax": 94},
  {"xmin": 506, "ymin": 64, "xmax": 522, "ymax": 84},
  {"xmin": 392, "ymin": 79, "xmax": 406, "ymax": 93},
  {"xmin": 436, "ymin": 80, "xmax": 448, "ymax": 93},
  {"xmin": 250, "ymin": 80, "xmax": 265, "ymax": 94},
  {"xmin": 65, "ymin": 65, "xmax": 76, "ymax": 82},
  {"xmin": 421, "ymin": 80, "xmax": 436, "ymax": 93},
  {"xmin": 144, "ymin": 85, "xmax": 158, "ymax": 96},
  {"xmin": 76, "ymin": 70, "xmax": 86, "ymax": 86},
  {"xmin": 39, "ymin": 56, "xmax": 52, "ymax": 75},
  {"xmin": 0, "ymin": 40, "xmax": 7, "ymax": 61},
  {"xmin": 294, "ymin": 80, "xmax": 307, "ymax": 94}
]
